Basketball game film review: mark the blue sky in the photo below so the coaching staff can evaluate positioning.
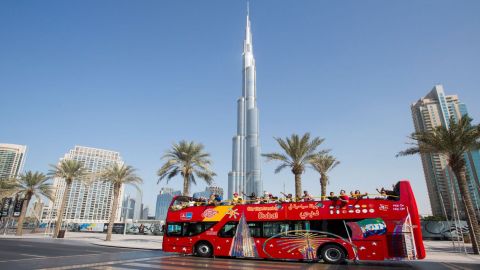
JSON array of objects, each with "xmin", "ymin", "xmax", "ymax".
[{"xmin": 1, "ymin": 1, "xmax": 479, "ymax": 215}]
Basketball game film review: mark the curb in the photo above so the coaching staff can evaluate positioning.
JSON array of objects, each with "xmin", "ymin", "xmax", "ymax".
[{"xmin": 91, "ymin": 242, "xmax": 163, "ymax": 251}]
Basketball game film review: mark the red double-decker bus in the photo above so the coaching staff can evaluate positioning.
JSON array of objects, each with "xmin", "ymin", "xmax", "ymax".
[{"xmin": 162, "ymin": 180, "xmax": 425, "ymax": 264}]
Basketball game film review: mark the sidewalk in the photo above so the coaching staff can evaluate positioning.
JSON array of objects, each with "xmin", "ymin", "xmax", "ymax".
[
  {"xmin": 423, "ymin": 240, "xmax": 480, "ymax": 264},
  {"xmin": 1, "ymin": 231, "xmax": 163, "ymax": 250}
]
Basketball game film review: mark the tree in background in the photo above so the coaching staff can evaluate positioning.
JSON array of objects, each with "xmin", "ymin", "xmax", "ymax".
[
  {"xmin": 158, "ymin": 140, "xmax": 216, "ymax": 196},
  {"xmin": 310, "ymin": 153, "xmax": 340, "ymax": 199},
  {"xmin": 48, "ymin": 160, "xmax": 87, "ymax": 238},
  {"xmin": 397, "ymin": 116, "xmax": 480, "ymax": 254},
  {"xmin": 100, "ymin": 163, "xmax": 142, "ymax": 241},
  {"xmin": 263, "ymin": 133, "xmax": 325, "ymax": 199},
  {"xmin": 15, "ymin": 171, "xmax": 53, "ymax": 236}
]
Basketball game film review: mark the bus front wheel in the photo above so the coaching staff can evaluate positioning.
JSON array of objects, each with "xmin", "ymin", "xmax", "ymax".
[
  {"xmin": 195, "ymin": 241, "xmax": 213, "ymax": 258},
  {"xmin": 320, "ymin": 244, "xmax": 346, "ymax": 264}
]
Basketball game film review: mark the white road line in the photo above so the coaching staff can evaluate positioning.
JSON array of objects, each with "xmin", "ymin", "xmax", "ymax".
[
  {"xmin": 441, "ymin": 262, "xmax": 470, "ymax": 270},
  {"xmin": 18, "ymin": 253, "xmax": 47, "ymax": 258},
  {"xmin": 38, "ymin": 255, "xmax": 175, "ymax": 270},
  {"xmin": 123, "ymin": 262, "xmax": 158, "ymax": 268},
  {"xmin": 0, "ymin": 251, "xmax": 135, "ymax": 263}
]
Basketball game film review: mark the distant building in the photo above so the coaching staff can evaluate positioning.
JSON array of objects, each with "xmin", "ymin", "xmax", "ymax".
[
  {"xmin": 120, "ymin": 195, "xmax": 137, "ymax": 220},
  {"xmin": 141, "ymin": 206, "xmax": 149, "ymax": 220},
  {"xmin": 155, "ymin": 187, "xmax": 181, "ymax": 221},
  {"xmin": 27, "ymin": 201, "xmax": 44, "ymax": 220},
  {"xmin": 0, "ymin": 143, "xmax": 27, "ymax": 180},
  {"xmin": 193, "ymin": 185, "xmax": 224, "ymax": 199},
  {"xmin": 45, "ymin": 146, "xmax": 124, "ymax": 223},
  {"xmin": 134, "ymin": 189, "xmax": 142, "ymax": 220},
  {"xmin": 411, "ymin": 85, "xmax": 480, "ymax": 219}
]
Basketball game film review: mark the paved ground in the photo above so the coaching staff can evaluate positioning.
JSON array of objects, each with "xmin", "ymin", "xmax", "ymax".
[
  {"xmin": 1, "ymin": 238, "xmax": 479, "ymax": 270},
  {"xmin": 2, "ymin": 232, "xmax": 163, "ymax": 250}
]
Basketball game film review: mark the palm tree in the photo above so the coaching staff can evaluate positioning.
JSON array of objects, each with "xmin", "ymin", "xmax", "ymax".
[
  {"xmin": 100, "ymin": 163, "xmax": 142, "ymax": 241},
  {"xmin": 263, "ymin": 133, "xmax": 325, "ymax": 199},
  {"xmin": 397, "ymin": 116, "xmax": 480, "ymax": 254},
  {"xmin": 48, "ymin": 159, "xmax": 87, "ymax": 238},
  {"xmin": 310, "ymin": 153, "xmax": 340, "ymax": 199},
  {"xmin": 0, "ymin": 178, "xmax": 19, "ymax": 201},
  {"xmin": 15, "ymin": 171, "xmax": 53, "ymax": 236},
  {"xmin": 158, "ymin": 140, "xmax": 216, "ymax": 196}
]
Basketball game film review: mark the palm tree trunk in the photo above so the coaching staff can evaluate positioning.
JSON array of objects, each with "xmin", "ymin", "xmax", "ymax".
[
  {"xmin": 453, "ymin": 168, "xmax": 480, "ymax": 254},
  {"xmin": 106, "ymin": 185, "xmax": 120, "ymax": 241},
  {"xmin": 54, "ymin": 181, "xmax": 71, "ymax": 238},
  {"xmin": 294, "ymin": 173, "xmax": 302, "ymax": 200},
  {"xmin": 183, "ymin": 174, "xmax": 190, "ymax": 196},
  {"xmin": 320, "ymin": 174, "xmax": 327, "ymax": 199},
  {"xmin": 15, "ymin": 195, "xmax": 31, "ymax": 236}
]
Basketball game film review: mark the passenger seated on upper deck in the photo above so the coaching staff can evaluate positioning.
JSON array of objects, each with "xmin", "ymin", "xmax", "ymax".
[
  {"xmin": 214, "ymin": 194, "xmax": 223, "ymax": 204},
  {"xmin": 353, "ymin": 190, "xmax": 368, "ymax": 199},
  {"xmin": 376, "ymin": 187, "xmax": 397, "ymax": 200},
  {"xmin": 232, "ymin": 192, "xmax": 243, "ymax": 205},
  {"xmin": 280, "ymin": 192, "xmax": 293, "ymax": 202},
  {"xmin": 327, "ymin": 192, "xmax": 338, "ymax": 201},
  {"xmin": 302, "ymin": 191, "xmax": 313, "ymax": 202},
  {"xmin": 262, "ymin": 191, "xmax": 271, "ymax": 203},
  {"xmin": 339, "ymin": 190, "xmax": 349, "ymax": 204},
  {"xmin": 242, "ymin": 192, "xmax": 257, "ymax": 204},
  {"xmin": 207, "ymin": 194, "xmax": 217, "ymax": 206}
]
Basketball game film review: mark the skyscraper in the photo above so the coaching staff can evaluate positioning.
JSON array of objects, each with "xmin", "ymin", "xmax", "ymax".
[
  {"xmin": 192, "ymin": 185, "xmax": 224, "ymax": 199},
  {"xmin": 411, "ymin": 85, "xmax": 480, "ymax": 218},
  {"xmin": 228, "ymin": 8, "xmax": 262, "ymax": 199},
  {"xmin": 0, "ymin": 143, "xmax": 27, "ymax": 180},
  {"xmin": 46, "ymin": 146, "xmax": 124, "ymax": 223},
  {"xmin": 155, "ymin": 187, "xmax": 181, "ymax": 221}
]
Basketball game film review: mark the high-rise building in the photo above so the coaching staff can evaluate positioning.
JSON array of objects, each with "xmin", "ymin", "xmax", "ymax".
[
  {"xmin": 228, "ymin": 8, "xmax": 262, "ymax": 199},
  {"xmin": 193, "ymin": 185, "xmax": 224, "ymax": 199},
  {"xmin": 411, "ymin": 85, "xmax": 480, "ymax": 218},
  {"xmin": 141, "ymin": 206, "xmax": 149, "ymax": 220},
  {"xmin": 155, "ymin": 187, "xmax": 181, "ymax": 221},
  {"xmin": 127, "ymin": 198, "xmax": 136, "ymax": 219},
  {"xmin": 134, "ymin": 189, "xmax": 142, "ymax": 220},
  {"xmin": 45, "ymin": 146, "xmax": 124, "ymax": 223},
  {"xmin": 0, "ymin": 143, "xmax": 27, "ymax": 180}
]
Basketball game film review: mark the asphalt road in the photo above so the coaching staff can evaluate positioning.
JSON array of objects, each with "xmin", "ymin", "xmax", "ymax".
[{"xmin": 0, "ymin": 238, "xmax": 478, "ymax": 270}]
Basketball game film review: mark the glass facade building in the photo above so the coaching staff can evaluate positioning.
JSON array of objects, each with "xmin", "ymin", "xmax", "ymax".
[
  {"xmin": 411, "ymin": 85, "xmax": 480, "ymax": 219},
  {"xmin": 45, "ymin": 146, "xmax": 124, "ymax": 223},
  {"xmin": 0, "ymin": 143, "xmax": 27, "ymax": 180},
  {"xmin": 155, "ymin": 187, "xmax": 181, "ymax": 221}
]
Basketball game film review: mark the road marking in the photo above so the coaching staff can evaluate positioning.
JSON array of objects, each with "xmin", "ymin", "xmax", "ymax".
[
  {"xmin": 124, "ymin": 262, "xmax": 159, "ymax": 268},
  {"xmin": 149, "ymin": 257, "xmax": 304, "ymax": 269},
  {"xmin": 442, "ymin": 262, "xmax": 472, "ymax": 270},
  {"xmin": 38, "ymin": 256, "xmax": 175, "ymax": 270},
  {"xmin": 18, "ymin": 253, "xmax": 47, "ymax": 258},
  {"xmin": 0, "ymin": 250, "xmax": 137, "ymax": 263}
]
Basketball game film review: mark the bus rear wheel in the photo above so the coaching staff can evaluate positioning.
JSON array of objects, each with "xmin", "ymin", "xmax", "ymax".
[
  {"xmin": 320, "ymin": 244, "xmax": 346, "ymax": 264},
  {"xmin": 195, "ymin": 241, "xmax": 213, "ymax": 258}
]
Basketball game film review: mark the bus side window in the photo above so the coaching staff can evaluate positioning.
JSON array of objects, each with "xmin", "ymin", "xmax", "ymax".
[
  {"xmin": 309, "ymin": 220, "xmax": 352, "ymax": 239},
  {"xmin": 247, "ymin": 222, "xmax": 262, "ymax": 237},
  {"xmin": 184, "ymin": 222, "xmax": 218, "ymax": 236},
  {"xmin": 263, "ymin": 222, "xmax": 290, "ymax": 238},
  {"xmin": 166, "ymin": 223, "xmax": 183, "ymax": 236},
  {"xmin": 219, "ymin": 222, "xmax": 238, "ymax": 237}
]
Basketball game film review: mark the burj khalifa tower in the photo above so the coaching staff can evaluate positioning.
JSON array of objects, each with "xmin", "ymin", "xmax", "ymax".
[{"xmin": 228, "ymin": 8, "xmax": 262, "ymax": 199}]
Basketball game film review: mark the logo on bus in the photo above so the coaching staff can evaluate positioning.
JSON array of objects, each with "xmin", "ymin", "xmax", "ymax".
[
  {"xmin": 180, "ymin": 212, "xmax": 193, "ymax": 220},
  {"xmin": 201, "ymin": 209, "xmax": 218, "ymax": 218}
]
